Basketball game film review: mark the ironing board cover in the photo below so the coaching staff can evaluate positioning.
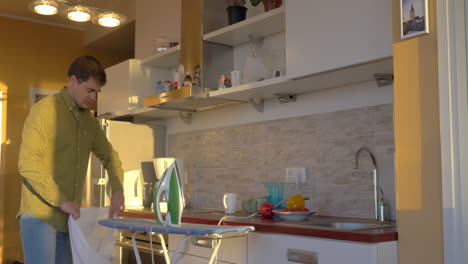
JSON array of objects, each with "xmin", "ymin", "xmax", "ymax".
[{"xmin": 99, "ymin": 218, "xmax": 254, "ymax": 236}]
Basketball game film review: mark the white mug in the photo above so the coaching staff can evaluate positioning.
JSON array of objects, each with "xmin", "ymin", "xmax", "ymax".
[
  {"xmin": 223, "ymin": 193, "xmax": 238, "ymax": 214},
  {"xmin": 231, "ymin": 70, "xmax": 241, "ymax": 87}
]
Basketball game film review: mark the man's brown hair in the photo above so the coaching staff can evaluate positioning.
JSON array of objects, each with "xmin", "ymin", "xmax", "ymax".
[{"xmin": 67, "ymin": 55, "xmax": 106, "ymax": 86}]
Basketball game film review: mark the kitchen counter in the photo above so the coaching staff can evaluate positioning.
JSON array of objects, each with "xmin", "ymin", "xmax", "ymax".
[{"xmin": 121, "ymin": 209, "xmax": 397, "ymax": 244}]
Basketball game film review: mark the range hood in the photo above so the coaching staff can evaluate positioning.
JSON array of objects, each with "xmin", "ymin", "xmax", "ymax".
[{"xmin": 142, "ymin": 0, "xmax": 239, "ymax": 112}]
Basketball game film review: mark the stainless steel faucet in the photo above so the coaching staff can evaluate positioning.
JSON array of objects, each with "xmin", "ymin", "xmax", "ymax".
[{"xmin": 353, "ymin": 146, "xmax": 388, "ymax": 221}]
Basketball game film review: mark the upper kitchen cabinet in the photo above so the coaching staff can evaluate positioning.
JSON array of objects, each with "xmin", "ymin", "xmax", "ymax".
[
  {"xmin": 98, "ymin": 59, "xmax": 178, "ymax": 121},
  {"xmin": 96, "ymin": 0, "xmax": 184, "ymax": 121},
  {"xmin": 204, "ymin": 0, "xmax": 393, "ymax": 104},
  {"xmin": 286, "ymin": 0, "xmax": 393, "ymax": 80},
  {"xmin": 202, "ymin": 0, "xmax": 286, "ymax": 98}
]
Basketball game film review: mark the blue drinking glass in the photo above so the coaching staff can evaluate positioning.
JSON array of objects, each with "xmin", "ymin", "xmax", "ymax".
[{"xmin": 264, "ymin": 182, "xmax": 285, "ymax": 209}]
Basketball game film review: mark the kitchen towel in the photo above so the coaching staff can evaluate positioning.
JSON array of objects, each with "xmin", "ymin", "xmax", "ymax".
[{"xmin": 69, "ymin": 207, "xmax": 118, "ymax": 264}]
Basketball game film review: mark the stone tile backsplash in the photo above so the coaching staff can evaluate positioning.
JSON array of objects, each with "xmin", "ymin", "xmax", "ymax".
[{"xmin": 168, "ymin": 104, "xmax": 394, "ymax": 220}]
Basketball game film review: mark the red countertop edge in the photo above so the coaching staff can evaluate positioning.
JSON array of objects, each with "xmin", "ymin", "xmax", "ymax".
[
  {"xmin": 222, "ymin": 220, "xmax": 397, "ymax": 243},
  {"xmin": 120, "ymin": 211, "xmax": 398, "ymax": 244}
]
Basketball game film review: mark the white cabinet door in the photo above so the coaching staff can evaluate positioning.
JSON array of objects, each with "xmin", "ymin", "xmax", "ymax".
[
  {"xmin": 168, "ymin": 234, "xmax": 248, "ymax": 264},
  {"xmin": 98, "ymin": 60, "xmax": 133, "ymax": 117},
  {"xmin": 286, "ymin": 0, "xmax": 393, "ymax": 80},
  {"xmin": 247, "ymin": 232, "xmax": 397, "ymax": 264},
  {"xmin": 98, "ymin": 59, "xmax": 161, "ymax": 117}
]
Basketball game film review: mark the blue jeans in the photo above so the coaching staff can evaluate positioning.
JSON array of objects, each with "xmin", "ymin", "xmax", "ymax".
[{"xmin": 20, "ymin": 213, "xmax": 73, "ymax": 264}]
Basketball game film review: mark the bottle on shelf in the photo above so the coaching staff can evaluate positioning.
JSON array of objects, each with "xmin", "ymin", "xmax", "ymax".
[
  {"xmin": 183, "ymin": 72, "xmax": 192, "ymax": 87},
  {"xmin": 154, "ymin": 80, "xmax": 164, "ymax": 94},
  {"xmin": 178, "ymin": 64, "xmax": 185, "ymax": 87},
  {"xmin": 164, "ymin": 80, "xmax": 173, "ymax": 92},
  {"xmin": 193, "ymin": 65, "xmax": 201, "ymax": 87},
  {"xmin": 173, "ymin": 71, "xmax": 179, "ymax": 89}
]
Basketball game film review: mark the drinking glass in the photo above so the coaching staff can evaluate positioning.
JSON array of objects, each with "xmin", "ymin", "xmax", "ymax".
[{"xmin": 264, "ymin": 182, "xmax": 285, "ymax": 209}]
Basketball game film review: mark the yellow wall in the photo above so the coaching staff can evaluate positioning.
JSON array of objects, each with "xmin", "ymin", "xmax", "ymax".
[
  {"xmin": 0, "ymin": 17, "xmax": 129, "ymax": 263},
  {"xmin": 0, "ymin": 83, "xmax": 7, "ymax": 264},
  {"xmin": 393, "ymin": 0, "xmax": 444, "ymax": 263}
]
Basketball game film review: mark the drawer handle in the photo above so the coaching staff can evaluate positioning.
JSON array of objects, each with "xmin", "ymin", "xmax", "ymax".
[{"xmin": 287, "ymin": 248, "xmax": 318, "ymax": 264}]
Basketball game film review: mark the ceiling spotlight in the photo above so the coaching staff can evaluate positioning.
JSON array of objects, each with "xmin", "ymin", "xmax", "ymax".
[
  {"xmin": 28, "ymin": 0, "xmax": 126, "ymax": 28},
  {"xmin": 67, "ymin": 6, "xmax": 91, "ymax": 22},
  {"xmin": 33, "ymin": 0, "xmax": 58, "ymax": 16},
  {"xmin": 98, "ymin": 12, "xmax": 122, "ymax": 27}
]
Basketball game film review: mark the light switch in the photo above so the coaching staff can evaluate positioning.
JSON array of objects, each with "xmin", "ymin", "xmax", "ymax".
[{"xmin": 286, "ymin": 167, "xmax": 307, "ymax": 183}]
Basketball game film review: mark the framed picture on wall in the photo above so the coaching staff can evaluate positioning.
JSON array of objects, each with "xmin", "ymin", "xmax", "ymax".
[
  {"xmin": 400, "ymin": 0, "xmax": 429, "ymax": 39},
  {"xmin": 29, "ymin": 88, "xmax": 59, "ymax": 109}
]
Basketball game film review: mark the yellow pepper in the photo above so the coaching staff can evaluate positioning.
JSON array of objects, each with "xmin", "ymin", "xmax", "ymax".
[{"xmin": 287, "ymin": 194, "xmax": 309, "ymax": 209}]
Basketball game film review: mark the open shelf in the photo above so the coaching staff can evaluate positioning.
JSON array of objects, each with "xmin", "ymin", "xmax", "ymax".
[
  {"xmin": 209, "ymin": 76, "xmax": 289, "ymax": 101},
  {"xmin": 140, "ymin": 45, "xmax": 180, "ymax": 68},
  {"xmin": 203, "ymin": 6, "xmax": 285, "ymax": 46},
  {"xmin": 110, "ymin": 107, "xmax": 179, "ymax": 123},
  {"xmin": 209, "ymin": 57, "xmax": 393, "ymax": 102}
]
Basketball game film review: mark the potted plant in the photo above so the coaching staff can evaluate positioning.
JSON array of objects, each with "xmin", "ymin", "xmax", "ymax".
[
  {"xmin": 250, "ymin": 0, "xmax": 283, "ymax": 12},
  {"xmin": 226, "ymin": 0, "xmax": 248, "ymax": 25}
]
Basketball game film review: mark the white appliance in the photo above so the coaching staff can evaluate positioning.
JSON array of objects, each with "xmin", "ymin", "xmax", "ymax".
[
  {"xmin": 123, "ymin": 170, "xmax": 144, "ymax": 208},
  {"xmin": 83, "ymin": 120, "xmax": 166, "ymax": 208}
]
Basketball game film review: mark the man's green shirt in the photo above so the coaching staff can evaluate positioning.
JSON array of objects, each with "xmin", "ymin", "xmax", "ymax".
[{"xmin": 18, "ymin": 88, "xmax": 123, "ymax": 232}]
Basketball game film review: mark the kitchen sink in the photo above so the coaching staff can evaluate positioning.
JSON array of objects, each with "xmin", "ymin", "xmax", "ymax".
[{"xmin": 279, "ymin": 220, "xmax": 396, "ymax": 231}]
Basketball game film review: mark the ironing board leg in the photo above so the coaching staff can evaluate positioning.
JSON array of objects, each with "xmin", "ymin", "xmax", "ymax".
[
  {"xmin": 131, "ymin": 232, "xmax": 142, "ymax": 264},
  {"xmin": 208, "ymin": 239, "xmax": 222, "ymax": 264},
  {"xmin": 158, "ymin": 234, "xmax": 171, "ymax": 264}
]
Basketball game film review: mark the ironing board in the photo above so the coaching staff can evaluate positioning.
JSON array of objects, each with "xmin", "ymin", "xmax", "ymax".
[{"xmin": 99, "ymin": 218, "xmax": 255, "ymax": 264}]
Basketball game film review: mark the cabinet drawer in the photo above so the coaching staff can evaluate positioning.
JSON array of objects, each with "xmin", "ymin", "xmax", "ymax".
[
  {"xmin": 168, "ymin": 234, "xmax": 247, "ymax": 264},
  {"xmin": 247, "ymin": 232, "xmax": 397, "ymax": 264}
]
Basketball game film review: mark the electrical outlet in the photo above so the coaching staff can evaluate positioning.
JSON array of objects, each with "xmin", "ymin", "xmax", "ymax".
[{"xmin": 286, "ymin": 168, "xmax": 307, "ymax": 183}]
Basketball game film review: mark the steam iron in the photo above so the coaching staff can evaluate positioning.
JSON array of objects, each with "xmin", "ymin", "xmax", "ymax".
[{"xmin": 153, "ymin": 160, "xmax": 185, "ymax": 226}]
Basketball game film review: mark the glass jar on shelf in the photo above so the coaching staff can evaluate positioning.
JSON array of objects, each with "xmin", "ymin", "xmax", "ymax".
[{"xmin": 152, "ymin": 38, "xmax": 169, "ymax": 53}]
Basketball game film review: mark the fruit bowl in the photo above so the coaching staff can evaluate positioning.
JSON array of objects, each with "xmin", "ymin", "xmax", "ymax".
[{"xmin": 273, "ymin": 209, "xmax": 316, "ymax": 221}]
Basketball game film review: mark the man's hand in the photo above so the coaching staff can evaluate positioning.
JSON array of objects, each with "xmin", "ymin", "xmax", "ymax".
[
  {"xmin": 109, "ymin": 189, "xmax": 125, "ymax": 218},
  {"xmin": 60, "ymin": 201, "xmax": 81, "ymax": 219}
]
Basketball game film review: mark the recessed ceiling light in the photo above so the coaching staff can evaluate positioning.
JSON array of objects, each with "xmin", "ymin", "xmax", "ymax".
[
  {"xmin": 33, "ymin": 0, "xmax": 58, "ymax": 16},
  {"xmin": 28, "ymin": 0, "xmax": 126, "ymax": 28},
  {"xmin": 67, "ymin": 6, "xmax": 91, "ymax": 22},
  {"xmin": 98, "ymin": 12, "xmax": 121, "ymax": 27}
]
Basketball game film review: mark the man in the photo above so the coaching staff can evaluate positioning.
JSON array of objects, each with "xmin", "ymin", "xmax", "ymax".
[{"xmin": 18, "ymin": 55, "xmax": 125, "ymax": 263}]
